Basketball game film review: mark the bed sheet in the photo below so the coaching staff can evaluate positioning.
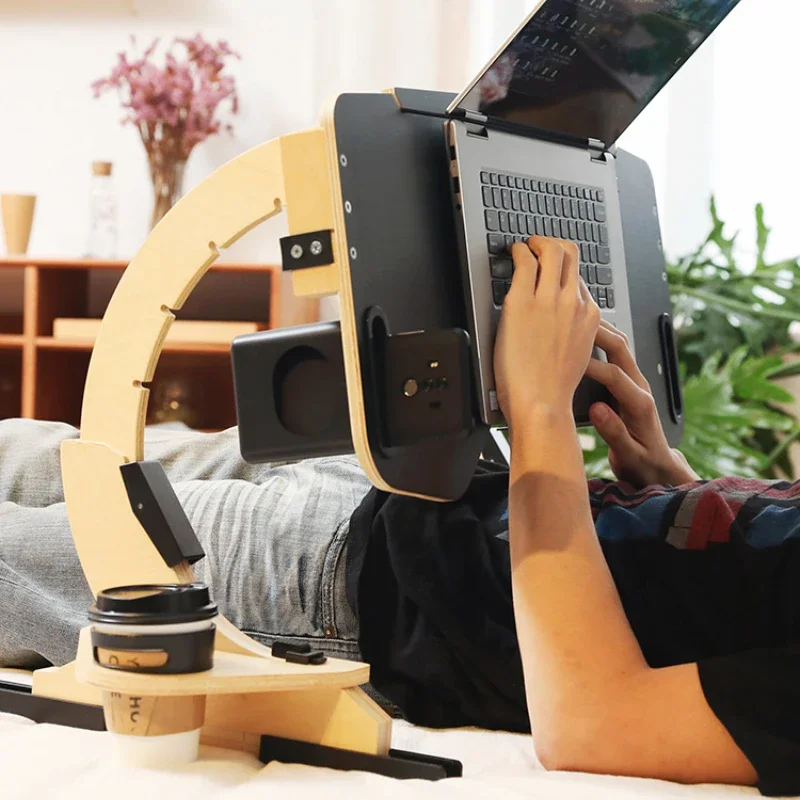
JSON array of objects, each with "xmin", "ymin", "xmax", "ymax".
[{"xmin": 0, "ymin": 711, "xmax": 766, "ymax": 800}]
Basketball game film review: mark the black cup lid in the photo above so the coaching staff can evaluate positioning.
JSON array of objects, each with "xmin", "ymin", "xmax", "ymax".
[{"xmin": 88, "ymin": 583, "xmax": 218, "ymax": 626}]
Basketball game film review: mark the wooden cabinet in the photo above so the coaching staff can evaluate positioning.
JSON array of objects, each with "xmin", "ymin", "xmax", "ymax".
[{"xmin": 0, "ymin": 258, "xmax": 308, "ymax": 430}]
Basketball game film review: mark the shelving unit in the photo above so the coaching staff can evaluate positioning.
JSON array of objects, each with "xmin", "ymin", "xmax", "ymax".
[{"xmin": 0, "ymin": 258, "xmax": 312, "ymax": 430}]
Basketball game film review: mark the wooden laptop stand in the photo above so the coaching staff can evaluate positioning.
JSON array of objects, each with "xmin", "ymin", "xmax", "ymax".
[{"xmin": 0, "ymin": 90, "xmax": 484, "ymax": 779}]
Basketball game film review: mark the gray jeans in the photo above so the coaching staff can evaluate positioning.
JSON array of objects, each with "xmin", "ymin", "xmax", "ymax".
[{"xmin": 0, "ymin": 419, "xmax": 372, "ymax": 669}]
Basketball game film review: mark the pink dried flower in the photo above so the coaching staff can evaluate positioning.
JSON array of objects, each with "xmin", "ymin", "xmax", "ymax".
[{"xmin": 92, "ymin": 34, "xmax": 240, "ymax": 160}]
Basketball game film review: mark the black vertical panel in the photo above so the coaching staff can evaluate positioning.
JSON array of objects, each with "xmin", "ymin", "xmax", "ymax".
[
  {"xmin": 615, "ymin": 148, "xmax": 684, "ymax": 447},
  {"xmin": 334, "ymin": 91, "xmax": 488, "ymax": 500}
]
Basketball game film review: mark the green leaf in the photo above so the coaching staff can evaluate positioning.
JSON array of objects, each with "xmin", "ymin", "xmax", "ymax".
[{"xmin": 755, "ymin": 203, "xmax": 771, "ymax": 270}]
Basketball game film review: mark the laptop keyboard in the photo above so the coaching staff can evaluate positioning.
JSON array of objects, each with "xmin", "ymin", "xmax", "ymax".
[{"xmin": 481, "ymin": 170, "xmax": 614, "ymax": 310}]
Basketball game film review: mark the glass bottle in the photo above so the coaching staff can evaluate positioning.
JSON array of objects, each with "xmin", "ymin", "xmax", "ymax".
[{"xmin": 85, "ymin": 161, "xmax": 118, "ymax": 259}]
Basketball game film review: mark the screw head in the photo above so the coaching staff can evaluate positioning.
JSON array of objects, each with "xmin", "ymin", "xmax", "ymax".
[
  {"xmin": 350, "ymin": 246, "xmax": 358, "ymax": 259},
  {"xmin": 403, "ymin": 379, "xmax": 419, "ymax": 397},
  {"xmin": 662, "ymin": 272, "xmax": 667, "ymax": 282},
  {"xmin": 344, "ymin": 200, "xmax": 352, "ymax": 214},
  {"xmin": 290, "ymin": 244, "xmax": 304, "ymax": 260},
  {"xmin": 340, "ymin": 154, "xmax": 348, "ymax": 167},
  {"xmin": 310, "ymin": 240, "xmax": 323, "ymax": 256}
]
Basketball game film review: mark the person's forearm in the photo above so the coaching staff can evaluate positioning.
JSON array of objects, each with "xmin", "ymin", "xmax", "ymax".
[{"xmin": 509, "ymin": 407, "xmax": 648, "ymax": 751}]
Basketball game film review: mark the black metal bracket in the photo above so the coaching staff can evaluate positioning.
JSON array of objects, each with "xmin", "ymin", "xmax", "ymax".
[
  {"xmin": 0, "ymin": 683, "xmax": 106, "ymax": 731},
  {"xmin": 259, "ymin": 735, "xmax": 463, "ymax": 780},
  {"xmin": 280, "ymin": 230, "xmax": 334, "ymax": 271},
  {"xmin": 120, "ymin": 461, "xmax": 205, "ymax": 567}
]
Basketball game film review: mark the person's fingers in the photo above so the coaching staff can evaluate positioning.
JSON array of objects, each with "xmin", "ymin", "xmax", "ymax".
[
  {"xmin": 526, "ymin": 237, "xmax": 564, "ymax": 300},
  {"xmin": 508, "ymin": 242, "xmax": 539, "ymax": 297},
  {"xmin": 585, "ymin": 357, "xmax": 654, "ymax": 416},
  {"xmin": 590, "ymin": 402, "xmax": 640, "ymax": 455},
  {"xmin": 560, "ymin": 240, "xmax": 580, "ymax": 295},
  {"xmin": 595, "ymin": 322, "xmax": 649, "ymax": 391}
]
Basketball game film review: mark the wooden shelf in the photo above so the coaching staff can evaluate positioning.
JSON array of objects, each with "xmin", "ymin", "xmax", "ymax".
[
  {"xmin": 37, "ymin": 337, "xmax": 233, "ymax": 355},
  {"xmin": 0, "ymin": 257, "xmax": 276, "ymax": 274},
  {"xmin": 0, "ymin": 335, "xmax": 24, "ymax": 350},
  {"xmin": 0, "ymin": 257, "xmax": 320, "ymax": 426}
]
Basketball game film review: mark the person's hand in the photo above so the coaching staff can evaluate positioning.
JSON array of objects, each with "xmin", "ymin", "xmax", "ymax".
[
  {"xmin": 494, "ymin": 237, "xmax": 601, "ymax": 433},
  {"xmin": 586, "ymin": 320, "xmax": 699, "ymax": 488}
]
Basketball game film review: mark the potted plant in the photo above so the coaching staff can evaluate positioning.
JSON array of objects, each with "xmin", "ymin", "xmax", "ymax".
[{"xmin": 584, "ymin": 201, "xmax": 800, "ymax": 480}]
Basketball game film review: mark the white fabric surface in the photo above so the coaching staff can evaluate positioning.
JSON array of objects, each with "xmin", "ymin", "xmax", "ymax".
[{"xmin": 0, "ymin": 711, "xmax": 764, "ymax": 800}]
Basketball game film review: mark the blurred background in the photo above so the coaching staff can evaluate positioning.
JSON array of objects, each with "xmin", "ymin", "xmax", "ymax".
[{"xmin": 0, "ymin": 0, "xmax": 795, "ymax": 263}]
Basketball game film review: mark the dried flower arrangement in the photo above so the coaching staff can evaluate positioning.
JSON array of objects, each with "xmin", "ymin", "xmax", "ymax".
[{"xmin": 92, "ymin": 35, "xmax": 240, "ymax": 228}]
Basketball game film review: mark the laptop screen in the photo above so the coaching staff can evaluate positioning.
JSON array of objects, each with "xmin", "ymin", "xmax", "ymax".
[{"xmin": 454, "ymin": 0, "xmax": 742, "ymax": 145}]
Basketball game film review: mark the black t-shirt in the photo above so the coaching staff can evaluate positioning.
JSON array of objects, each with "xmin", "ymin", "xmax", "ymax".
[{"xmin": 346, "ymin": 466, "xmax": 800, "ymax": 796}]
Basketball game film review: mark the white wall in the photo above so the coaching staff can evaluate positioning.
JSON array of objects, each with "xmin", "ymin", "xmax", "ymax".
[{"xmin": 0, "ymin": 0, "xmax": 797, "ymax": 285}]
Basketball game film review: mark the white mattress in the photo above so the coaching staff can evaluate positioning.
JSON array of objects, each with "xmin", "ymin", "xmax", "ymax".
[{"xmin": 0, "ymin": 711, "xmax": 765, "ymax": 800}]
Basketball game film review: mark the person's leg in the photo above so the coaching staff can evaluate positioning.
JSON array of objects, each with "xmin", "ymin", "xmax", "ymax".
[
  {"xmin": 0, "ymin": 418, "xmax": 301, "ymax": 508},
  {"xmin": 0, "ymin": 452, "xmax": 372, "ymax": 668}
]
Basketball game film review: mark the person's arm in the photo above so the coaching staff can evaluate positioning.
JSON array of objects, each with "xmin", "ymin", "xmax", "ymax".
[{"xmin": 494, "ymin": 238, "xmax": 757, "ymax": 785}]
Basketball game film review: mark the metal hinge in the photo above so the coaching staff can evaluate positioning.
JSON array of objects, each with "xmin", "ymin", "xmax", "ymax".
[
  {"xmin": 463, "ymin": 110, "xmax": 488, "ymax": 125},
  {"xmin": 463, "ymin": 109, "xmax": 489, "ymax": 139},
  {"xmin": 588, "ymin": 138, "xmax": 607, "ymax": 163}
]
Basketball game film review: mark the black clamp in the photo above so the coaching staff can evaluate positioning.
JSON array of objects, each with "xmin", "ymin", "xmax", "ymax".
[
  {"xmin": 280, "ymin": 230, "xmax": 334, "ymax": 271},
  {"xmin": 271, "ymin": 640, "xmax": 327, "ymax": 666},
  {"xmin": 120, "ymin": 461, "xmax": 205, "ymax": 567}
]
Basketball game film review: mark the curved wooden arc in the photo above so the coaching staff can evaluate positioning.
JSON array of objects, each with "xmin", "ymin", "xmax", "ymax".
[{"xmin": 61, "ymin": 130, "xmax": 337, "ymax": 658}]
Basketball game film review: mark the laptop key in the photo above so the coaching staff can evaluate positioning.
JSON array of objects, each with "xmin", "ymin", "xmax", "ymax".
[
  {"xmin": 542, "ymin": 218, "xmax": 552, "ymax": 237},
  {"xmin": 596, "ymin": 265, "xmax": 613, "ymax": 285},
  {"xmin": 482, "ymin": 186, "xmax": 493, "ymax": 207},
  {"xmin": 492, "ymin": 281, "xmax": 506, "ymax": 306},
  {"xmin": 589, "ymin": 286, "xmax": 600, "ymax": 303},
  {"xmin": 517, "ymin": 213, "xmax": 526, "ymax": 233},
  {"xmin": 568, "ymin": 220, "xmax": 577, "ymax": 239},
  {"xmin": 553, "ymin": 197, "xmax": 563, "ymax": 217},
  {"xmin": 519, "ymin": 193, "xmax": 529, "ymax": 213},
  {"xmin": 590, "ymin": 223, "xmax": 599, "ymax": 242},
  {"xmin": 499, "ymin": 211, "xmax": 509, "ymax": 233},
  {"xmin": 587, "ymin": 265, "xmax": 597, "ymax": 284},
  {"xmin": 499, "ymin": 175, "xmax": 507, "ymax": 187},
  {"xmin": 589, "ymin": 243, "xmax": 598, "ymax": 262},
  {"xmin": 511, "ymin": 190, "xmax": 520, "ymax": 211},
  {"xmin": 598, "ymin": 291, "xmax": 608, "ymax": 309},
  {"xmin": 508, "ymin": 214, "xmax": 518, "ymax": 234},
  {"xmin": 501, "ymin": 189, "xmax": 511, "ymax": 209},
  {"xmin": 580, "ymin": 243, "xmax": 591, "ymax": 262},
  {"xmin": 493, "ymin": 187, "xmax": 502, "ymax": 207},
  {"xmin": 597, "ymin": 246, "xmax": 611, "ymax": 265},
  {"xmin": 516, "ymin": 177, "xmax": 525, "ymax": 189},
  {"xmin": 504, "ymin": 234, "xmax": 514, "ymax": 250},
  {"xmin": 536, "ymin": 195, "xmax": 545, "ymax": 215},
  {"xmin": 594, "ymin": 203, "xmax": 607, "ymax": 223},
  {"xmin": 597, "ymin": 189, "xmax": 605, "ymax": 202},
  {"xmin": 534, "ymin": 216, "xmax": 545, "ymax": 236},
  {"xmin": 599, "ymin": 225, "xmax": 609, "ymax": 245},
  {"xmin": 480, "ymin": 171, "xmax": 490, "ymax": 184},
  {"xmin": 579, "ymin": 264, "xmax": 588, "ymax": 282},
  {"xmin": 545, "ymin": 196, "xmax": 554, "ymax": 216},
  {"xmin": 487, "ymin": 233, "xmax": 505, "ymax": 254},
  {"xmin": 489, "ymin": 173, "xmax": 498, "ymax": 186},
  {"xmin": 546, "ymin": 182, "xmax": 553, "ymax": 193},
  {"xmin": 522, "ymin": 178, "xmax": 531, "ymax": 191},
  {"xmin": 577, "ymin": 221, "xmax": 586, "ymax": 240},
  {"xmin": 485, "ymin": 209, "xmax": 500, "ymax": 232},
  {"xmin": 570, "ymin": 199, "xmax": 579, "ymax": 218},
  {"xmin": 525, "ymin": 214, "xmax": 535, "ymax": 235},
  {"xmin": 606, "ymin": 287, "xmax": 615, "ymax": 308},
  {"xmin": 491, "ymin": 257, "xmax": 514, "ymax": 279}
]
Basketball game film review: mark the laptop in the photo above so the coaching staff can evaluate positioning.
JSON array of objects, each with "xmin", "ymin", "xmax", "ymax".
[{"xmin": 447, "ymin": 0, "xmax": 742, "ymax": 426}]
